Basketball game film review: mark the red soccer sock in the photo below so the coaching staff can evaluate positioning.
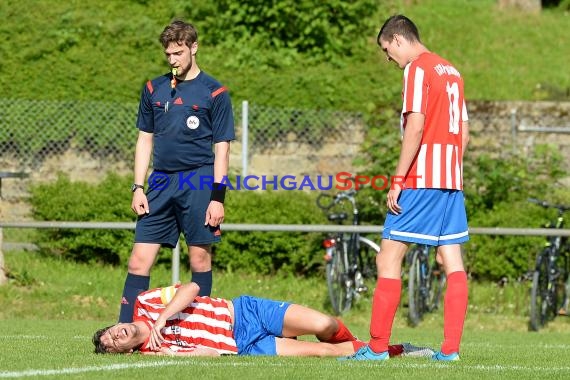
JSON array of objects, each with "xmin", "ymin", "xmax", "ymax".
[
  {"xmin": 352, "ymin": 340, "xmax": 367, "ymax": 351},
  {"xmin": 441, "ymin": 271, "xmax": 468, "ymax": 355},
  {"xmin": 368, "ymin": 277, "xmax": 402, "ymax": 354},
  {"xmin": 320, "ymin": 318, "xmax": 357, "ymax": 343}
]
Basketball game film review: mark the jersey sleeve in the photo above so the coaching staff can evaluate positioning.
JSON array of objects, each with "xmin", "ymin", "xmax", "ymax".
[
  {"xmin": 136, "ymin": 81, "xmax": 155, "ymax": 133},
  {"xmin": 210, "ymin": 88, "xmax": 236, "ymax": 143},
  {"xmin": 402, "ymin": 63, "xmax": 428, "ymax": 115}
]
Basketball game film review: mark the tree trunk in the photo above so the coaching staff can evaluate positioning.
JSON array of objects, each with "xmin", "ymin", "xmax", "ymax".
[{"xmin": 498, "ymin": 0, "xmax": 542, "ymax": 12}]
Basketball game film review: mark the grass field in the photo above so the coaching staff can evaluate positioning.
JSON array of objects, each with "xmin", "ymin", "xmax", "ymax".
[{"xmin": 1, "ymin": 251, "xmax": 569, "ymax": 379}]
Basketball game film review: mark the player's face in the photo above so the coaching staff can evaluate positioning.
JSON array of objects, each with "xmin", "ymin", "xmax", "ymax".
[
  {"xmin": 101, "ymin": 323, "xmax": 140, "ymax": 353},
  {"xmin": 164, "ymin": 41, "xmax": 197, "ymax": 77},
  {"xmin": 379, "ymin": 35, "xmax": 404, "ymax": 69}
]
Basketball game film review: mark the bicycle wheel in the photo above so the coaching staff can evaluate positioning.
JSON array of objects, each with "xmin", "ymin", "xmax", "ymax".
[
  {"xmin": 326, "ymin": 240, "xmax": 353, "ymax": 315},
  {"xmin": 427, "ymin": 250, "xmax": 446, "ymax": 312},
  {"xmin": 408, "ymin": 247, "xmax": 425, "ymax": 326},
  {"xmin": 530, "ymin": 249, "xmax": 556, "ymax": 331},
  {"xmin": 357, "ymin": 236, "xmax": 380, "ymax": 280}
]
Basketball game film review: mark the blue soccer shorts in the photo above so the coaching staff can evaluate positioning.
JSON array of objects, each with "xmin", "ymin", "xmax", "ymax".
[
  {"xmin": 232, "ymin": 295, "xmax": 291, "ymax": 355},
  {"xmin": 382, "ymin": 188, "xmax": 469, "ymax": 246},
  {"xmin": 134, "ymin": 164, "xmax": 221, "ymax": 247}
]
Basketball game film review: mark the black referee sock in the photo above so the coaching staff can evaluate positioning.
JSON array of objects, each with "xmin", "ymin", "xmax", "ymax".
[
  {"xmin": 118, "ymin": 273, "xmax": 150, "ymax": 323},
  {"xmin": 191, "ymin": 270, "xmax": 213, "ymax": 296}
]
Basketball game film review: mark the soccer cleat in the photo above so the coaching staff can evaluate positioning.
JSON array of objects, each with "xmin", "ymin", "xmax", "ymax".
[
  {"xmin": 400, "ymin": 343, "xmax": 435, "ymax": 358},
  {"xmin": 338, "ymin": 345, "xmax": 389, "ymax": 361},
  {"xmin": 432, "ymin": 351, "xmax": 460, "ymax": 361}
]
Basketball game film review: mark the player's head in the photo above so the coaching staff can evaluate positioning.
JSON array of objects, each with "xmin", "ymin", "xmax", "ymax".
[
  {"xmin": 159, "ymin": 20, "xmax": 198, "ymax": 50},
  {"xmin": 377, "ymin": 15, "xmax": 420, "ymax": 46},
  {"xmin": 377, "ymin": 15, "xmax": 421, "ymax": 69},
  {"xmin": 92, "ymin": 323, "xmax": 142, "ymax": 354},
  {"xmin": 160, "ymin": 20, "xmax": 199, "ymax": 77}
]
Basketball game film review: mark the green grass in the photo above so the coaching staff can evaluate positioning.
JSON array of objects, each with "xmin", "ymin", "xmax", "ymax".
[
  {"xmin": 1, "ymin": 251, "xmax": 570, "ymax": 379},
  {"xmin": 1, "ymin": 0, "xmax": 569, "ymax": 108}
]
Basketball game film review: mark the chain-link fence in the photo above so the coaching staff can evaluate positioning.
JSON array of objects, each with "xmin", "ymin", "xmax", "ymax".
[
  {"xmin": 0, "ymin": 98, "xmax": 364, "ymax": 178},
  {"xmin": 1, "ymin": 98, "xmax": 569, "ymax": 181}
]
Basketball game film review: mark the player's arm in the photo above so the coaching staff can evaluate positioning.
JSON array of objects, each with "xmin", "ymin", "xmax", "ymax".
[
  {"xmin": 142, "ymin": 346, "xmax": 221, "ymax": 357},
  {"xmin": 131, "ymin": 131, "xmax": 153, "ymax": 215},
  {"xmin": 205, "ymin": 141, "xmax": 230, "ymax": 226},
  {"xmin": 394, "ymin": 112, "xmax": 424, "ymax": 180},
  {"xmin": 386, "ymin": 112, "xmax": 424, "ymax": 214},
  {"xmin": 148, "ymin": 282, "xmax": 200, "ymax": 350}
]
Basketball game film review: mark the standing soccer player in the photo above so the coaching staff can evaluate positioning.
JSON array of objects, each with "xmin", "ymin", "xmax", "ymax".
[
  {"xmin": 342, "ymin": 15, "xmax": 469, "ymax": 361},
  {"xmin": 118, "ymin": 20, "xmax": 235, "ymax": 323}
]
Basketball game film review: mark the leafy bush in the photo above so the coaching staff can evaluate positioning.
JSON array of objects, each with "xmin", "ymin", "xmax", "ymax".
[
  {"xmin": 30, "ymin": 173, "xmax": 136, "ymax": 265},
  {"xmin": 29, "ymin": 173, "xmax": 331, "ymax": 275},
  {"xmin": 216, "ymin": 189, "xmax": 328, "ymax": 275}
]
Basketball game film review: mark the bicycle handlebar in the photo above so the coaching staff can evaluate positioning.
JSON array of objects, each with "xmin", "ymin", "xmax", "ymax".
[
  {"xmin": 528, "ymin": 198, "xmax": 570, "ymax": 213},
  {"xmin": 316, "ymin": 188, "xmax": 357, "ymax": 210}
]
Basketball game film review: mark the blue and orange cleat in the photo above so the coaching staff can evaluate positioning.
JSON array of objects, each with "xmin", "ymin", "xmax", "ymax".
[
  {"xmin": 338, "ymin": 345, "xmax": 389, "ymax": 361},
  {"xmin": 432, "ymin": 351, "xmax": 460, "ymax": 361}
]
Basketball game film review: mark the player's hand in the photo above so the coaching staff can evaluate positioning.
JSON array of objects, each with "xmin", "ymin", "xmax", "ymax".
[
  {"xmin": 131, "ymin": 191, "xmax": 149, "ymax": 215},
  {"xmin": 149, "ymin": 319, "xmax": 166, "ymax": 351},
  {"xmin": 204, "ymin": 201, "xmax": 224, "ymax": 227},
  {"xmin": 386, "ymin": 188, "xmax": 402, "ymax": 215}
]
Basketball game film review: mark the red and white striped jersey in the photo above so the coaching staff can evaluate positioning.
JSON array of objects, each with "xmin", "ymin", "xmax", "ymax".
[
  {"xmin": 134, "ymin": 285, "xmax": 238, "ymax": 355},
  {"xmin": 400, "ymin": 52, "xmax": 468, "ymax": 190}
]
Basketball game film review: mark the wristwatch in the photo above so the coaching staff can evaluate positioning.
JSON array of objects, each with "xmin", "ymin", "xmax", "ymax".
[{"xmin": 131, "ymin": 184, "xmax": 144, "ymax": 192}]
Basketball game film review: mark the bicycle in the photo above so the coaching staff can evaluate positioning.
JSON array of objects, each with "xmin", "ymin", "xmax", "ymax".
[
  {"xmin": 406, "ymin": 244, "xmax": 446, "ymax": 326},
  {"xmin": 316, "ymin": 188, "xmax": 380, "ymax": 315},
  {"xmin": 528, "ymin": 198, "xmax": 570, "ymax": 331}
]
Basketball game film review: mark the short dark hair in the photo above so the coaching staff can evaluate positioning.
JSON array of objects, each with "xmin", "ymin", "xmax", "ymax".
[
  {"xmin": 159, "ymin": 20, "xmax": 198, "ymax": 49},
  {"xmin": 92, "ymin": 325, "xmax": 113, "ymax": 354},
  {"xmin": 377, "ymin": 15, "xmax": 420, "ymax": 46}
]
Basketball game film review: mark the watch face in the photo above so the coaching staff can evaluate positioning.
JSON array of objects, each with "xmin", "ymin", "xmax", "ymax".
[{"xmin": 131, "ymin": 184, "xmax": 143, "ymax": 192}]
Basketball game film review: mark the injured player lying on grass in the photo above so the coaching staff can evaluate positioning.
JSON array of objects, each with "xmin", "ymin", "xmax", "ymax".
[{"xmin": 93, "ymin": 281, "xmax": 434, "ymax": 357}]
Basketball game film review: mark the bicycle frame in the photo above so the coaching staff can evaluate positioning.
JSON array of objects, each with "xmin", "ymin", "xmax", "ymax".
[
  {"xmin": 318, "ymin": 188, "xmax": 379, "ymax": 315},
  {"xmin": 528, "ymin": 198, "xmax": 570, "ymax": 331}
]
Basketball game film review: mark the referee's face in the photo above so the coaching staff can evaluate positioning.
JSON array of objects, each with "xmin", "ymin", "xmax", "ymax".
[{"xmin": 164, "ymin": 41, "xmax": 197, "ymax": 78}]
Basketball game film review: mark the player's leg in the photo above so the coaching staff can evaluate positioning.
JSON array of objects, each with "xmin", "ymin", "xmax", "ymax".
[
  {"xmin": 118, "ymin": 243, "xmax": 160, "ymax": 322},
  {"xmin": 275, "ymin": 337, "xmax": 356, "ymax": 357},
  {"xmin": 435, "ymin": 190, "xmax": 469, "ymax": 360},
  {"xmin": 281, "ymin": 304, "xmax": 356, "ymax": 343},
  {"xmin": 119, "ymin": 179, "xmax": 179, "ymax": 323},
  {"xmin": 368, "ymin": 239, "xmax": 408, "ymax": 354},
  {"xmin": 438, "ymin": 243, "xmax": 467, "ymax": 358},
  {"xmin": 179, "ymin": 166, "xmax": 220, "ymax": 297},
  {"xmin": 188, "ymin": 244, "xmax": 212, "ymax": 296}
]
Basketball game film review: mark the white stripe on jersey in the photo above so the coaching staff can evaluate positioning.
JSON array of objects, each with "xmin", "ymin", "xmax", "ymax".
[
  {"xmin": 455, "ymin": 146, "xmax": 461, "ymax": 189},
  {"xmin": 412, "ymin": 67, "xmax": 424, "ymax": 112},
  {"xmin": 402, "ymin": 65, "xmax": 410, "ymax": 112},
  {"xmin": 432, "ymin": 144, "xmax": 441, "ymax": 188},
  {"xmin": 177, "ymin": 312, "xmax": 233, "ymax": 330},
  {"xmin": 178, "ymin": 325, "xmax": 237, "ymax": 348},
  {"xmin": 446, "ymin": 144, "xmax": 454, "ymax": 189},
  {"xmin": 416, "ymin": 144, "xmax": 427, "ymax": 188},
  {"xmin": 188, "ymin": 300, "xmax": 232, "ymax": 318},
  {"xmin": 462, "ymin": 100, "xmax": 468, "ymax": 121}
]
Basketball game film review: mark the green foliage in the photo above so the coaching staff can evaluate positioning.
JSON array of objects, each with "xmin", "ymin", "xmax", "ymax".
[
  {"xmin": 1, "ymin": 0, "xmax": 569, "ymax": 105},
  {"xmin": 29, "ymin": 173, "xmax": 135, "ymax": 264},
  {"xmin": 216, "ymin": 189, "xmax": 328, "ymax": 275},
  {"xmin": 28, "ymin": 173, "xmax": 330, "ymax": 274},
  {"xmin": 185, "ymin": 0, "xmax": 379, "ymax": 68}
]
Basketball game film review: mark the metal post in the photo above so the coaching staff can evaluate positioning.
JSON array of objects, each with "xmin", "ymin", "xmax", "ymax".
[
  {"xmin": 172, "ymin": 238, "xmax": 180, "ymax": 284},
  {"xmin": 511, "ymin": 108, "xmax": 517, "ymax": 154},
  {"xmin": 242, "ymin": 100, "xmax": 249, "ymax": 177}
]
